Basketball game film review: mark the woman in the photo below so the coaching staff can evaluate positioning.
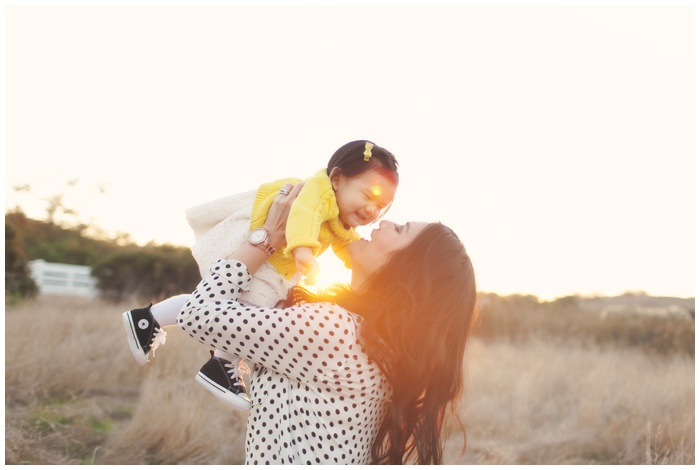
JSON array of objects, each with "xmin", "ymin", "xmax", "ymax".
[{"xmin": 177, "ymin": 183, "xmax": 477, "ymax": 465}]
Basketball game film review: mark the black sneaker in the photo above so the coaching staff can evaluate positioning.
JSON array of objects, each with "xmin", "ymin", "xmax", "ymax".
[
  {"xmin": 195, "ymin": 357, "xmax": 252, "ymax": 410},
  {"xmin": 122, "ymin": 304, "xmax": 167, "ymax": 365}
]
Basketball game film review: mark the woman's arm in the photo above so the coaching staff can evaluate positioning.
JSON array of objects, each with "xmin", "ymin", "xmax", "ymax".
[
  {"xmin": 176, "ymin": 182, "xmax": 357, "ymax": 381},
  {"xmin": 178, "ymin": 259, "xmax": 358, "ymax": 381},
  {"xmin": 231, "ymin": 182, "xmax": 304, "ymax": 274}
]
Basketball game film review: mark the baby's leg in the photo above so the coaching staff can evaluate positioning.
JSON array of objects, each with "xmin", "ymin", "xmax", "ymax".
[
  {"xmin": 151, "ymin": 294, "xmax": 190, "ymax": 327},
  {"xmin": 122, "ymin": 294, "xmax": 189, "ymax": 365},
  {"xmin": 214, "ymin": 349, "xmax": 239, "ymax": 362},
  {"xmin": 196, "ymin": 349, "xmax": 252, "ymax": 410}
]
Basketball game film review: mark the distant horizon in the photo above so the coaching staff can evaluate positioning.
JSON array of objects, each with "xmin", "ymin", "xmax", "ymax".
[{"xmin": 9, "ymin": 201, "xmax": 695, "ymax": 303}]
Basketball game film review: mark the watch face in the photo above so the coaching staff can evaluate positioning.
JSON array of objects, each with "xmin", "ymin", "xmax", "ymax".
[{"xmin": 250, "ymin": 228, "xmax": 266, "ymax": 244}]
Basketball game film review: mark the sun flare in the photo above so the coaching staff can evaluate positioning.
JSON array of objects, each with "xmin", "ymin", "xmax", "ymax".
[{"xmin": 302, "ymin": 250, "xmax": 351, "ymax": 292}]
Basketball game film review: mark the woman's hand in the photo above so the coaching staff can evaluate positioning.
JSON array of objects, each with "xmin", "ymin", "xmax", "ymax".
[
  {"xmin": 226, "ymin": 182, "xmax": 304, "ymax": 275},
  {"xmin": 263, "ymin": 182, "xmax": 304, "ymax": 249}
]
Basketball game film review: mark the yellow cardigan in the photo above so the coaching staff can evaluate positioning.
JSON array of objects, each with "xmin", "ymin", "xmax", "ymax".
[{"xmin": 250, "ymin": 168, "xmax": 360, "ymax": 279}]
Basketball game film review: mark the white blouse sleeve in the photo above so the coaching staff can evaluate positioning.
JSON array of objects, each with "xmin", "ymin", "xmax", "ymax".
[{"xmin": 177, "ymin": 258, "xmax": 360, "ymax": 382}]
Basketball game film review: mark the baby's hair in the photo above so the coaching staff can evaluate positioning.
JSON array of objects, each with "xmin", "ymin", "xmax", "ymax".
[{"xmin": 326, "ymin": 140, "xmax": 399, "ymax": 185}]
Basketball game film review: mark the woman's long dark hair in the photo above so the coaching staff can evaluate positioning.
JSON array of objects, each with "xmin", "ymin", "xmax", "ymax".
[{"xmin": 285, "ymin": 223, "xmax": 477, "ymax": 464}]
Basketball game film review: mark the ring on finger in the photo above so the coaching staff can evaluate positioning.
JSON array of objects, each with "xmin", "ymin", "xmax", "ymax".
[{"xmin": 279, "ymin": 188, "xmax": 290, "ymax": 196}]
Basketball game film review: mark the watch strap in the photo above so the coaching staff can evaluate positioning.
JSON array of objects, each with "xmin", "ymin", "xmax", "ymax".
[{"xmin": 250, "ymin": 228, "xmax": 276, "ymax": 256}]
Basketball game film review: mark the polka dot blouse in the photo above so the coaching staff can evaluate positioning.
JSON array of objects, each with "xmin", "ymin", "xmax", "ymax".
[{"xmin": 177, "ymin": 259, "xmax": 390, "ymax": 465}]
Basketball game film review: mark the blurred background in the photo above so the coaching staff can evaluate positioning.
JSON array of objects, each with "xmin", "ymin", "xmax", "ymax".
[{"xmin": 4, "ymin": 3, "xmax": 695, "ymax": 465}]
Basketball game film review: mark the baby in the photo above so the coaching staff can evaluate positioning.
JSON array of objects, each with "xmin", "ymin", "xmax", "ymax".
[{"xmin": 122, "ymin": 140, "xmax": 399, "ymax": 410}]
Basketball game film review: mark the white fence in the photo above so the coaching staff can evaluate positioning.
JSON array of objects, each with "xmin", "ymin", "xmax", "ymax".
[{"xmin": 28, "ymin": 260, "xmax": 99, "ymax": 298}]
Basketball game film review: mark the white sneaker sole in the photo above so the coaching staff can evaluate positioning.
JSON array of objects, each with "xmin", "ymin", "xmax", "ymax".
[
  {"xmin": 122, "ymin": 311, "xmax": 149, "ymax": 365},
  {"xmin": 195, "ymin": 372, "xmax": 252, "ymax": 411}
]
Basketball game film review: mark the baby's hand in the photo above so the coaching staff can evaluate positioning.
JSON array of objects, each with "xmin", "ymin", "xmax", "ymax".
[{"xmin": 293, "ymin": 247, "xmax": 320, "ymax": 285}]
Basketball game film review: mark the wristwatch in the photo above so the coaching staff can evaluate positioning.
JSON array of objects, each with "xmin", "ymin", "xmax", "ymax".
[{"xmin": 248, "ymin": 227, "xmax": 276, "ymax": 256}]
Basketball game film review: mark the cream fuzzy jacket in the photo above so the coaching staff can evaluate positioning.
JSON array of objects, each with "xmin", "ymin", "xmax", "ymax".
[{"xmin": 185, "ymin": 190, "xmax": 292, "ymax": 308}]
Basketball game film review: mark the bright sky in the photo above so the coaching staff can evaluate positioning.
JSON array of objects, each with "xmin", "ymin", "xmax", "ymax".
[{"xmin": 3, "ymin": 3, "xmax": 696, "ymax": 300}]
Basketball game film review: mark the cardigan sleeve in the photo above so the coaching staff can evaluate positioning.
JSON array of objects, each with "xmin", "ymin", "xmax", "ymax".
[
  {"xmin": 177, "ymin": 259, "xmax": 360, "ymax": 381},
  {"xmin": 282, "ymin": 169, "xmax": 338, "ymax": 258}
]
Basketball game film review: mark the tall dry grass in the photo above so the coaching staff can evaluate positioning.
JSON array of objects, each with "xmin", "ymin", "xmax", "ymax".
[
  {"xmin": 4, "ymin": 296, "xmax": 695, "ymax": 464},
  {"xmin": 5, "ymin": 296, "xmax": 247, "ymax": 464},
  {"xmin": 449, "ymin": 338, "xmax": 694, "ymax": 464}
]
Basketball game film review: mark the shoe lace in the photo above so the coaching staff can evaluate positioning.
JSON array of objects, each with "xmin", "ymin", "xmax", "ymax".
[
  {"xmin": 150, "ymin": 327, "xmax": 167, "ymax": 357},
  {"xmin": 224, "ymin": 360, "xmax": 251, "ymax": 381}
]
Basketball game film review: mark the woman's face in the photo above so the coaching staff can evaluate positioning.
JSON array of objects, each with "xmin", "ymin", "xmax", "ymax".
[
  {"xmin": 347, "ymin": 220, "xmax": 429, "ymax": 288},
  {"xmin": 331, "ymin": 167, "xmax": 397, "ymax": 228}
]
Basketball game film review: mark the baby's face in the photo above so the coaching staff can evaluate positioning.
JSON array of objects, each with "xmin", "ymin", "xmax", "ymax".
[{"xmin": 333, "ymin": 168, "xmax": 397, "ymax": 228}]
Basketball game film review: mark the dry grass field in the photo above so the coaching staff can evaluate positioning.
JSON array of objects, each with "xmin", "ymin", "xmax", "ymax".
[{"xmin": 4, "ymin": 295, "xmax": 695, "ymax": 464}]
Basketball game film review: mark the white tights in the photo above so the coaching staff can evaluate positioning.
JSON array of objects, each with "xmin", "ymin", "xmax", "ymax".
[
  {"xmin": 150, "ymin": 294, "xmax": 239, "ymax": 363},
  {"xmin": 150, "ymin": 294, "xmax": 189, "ymax": 327}
]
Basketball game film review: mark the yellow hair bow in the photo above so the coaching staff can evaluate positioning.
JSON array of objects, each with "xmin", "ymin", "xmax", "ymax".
[{"xmin": 364, "ymin": 142, "xmax": 374, "ymax": 161}]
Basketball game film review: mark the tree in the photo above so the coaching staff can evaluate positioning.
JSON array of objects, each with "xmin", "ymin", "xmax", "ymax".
[
  {"xmin": 92, "ymin": 245, "xmax": 200, "ymax": 303},
  {"xmin": 7, "ymin": 205, "xmax": 200, "ymax": 304},
  {"xmin": 6, "ymin": 209, "xmax": 123, "ymax": 266},
  {"xmin": 5, "ymin": 221, "xmax": 38, "ymax": 300}
]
